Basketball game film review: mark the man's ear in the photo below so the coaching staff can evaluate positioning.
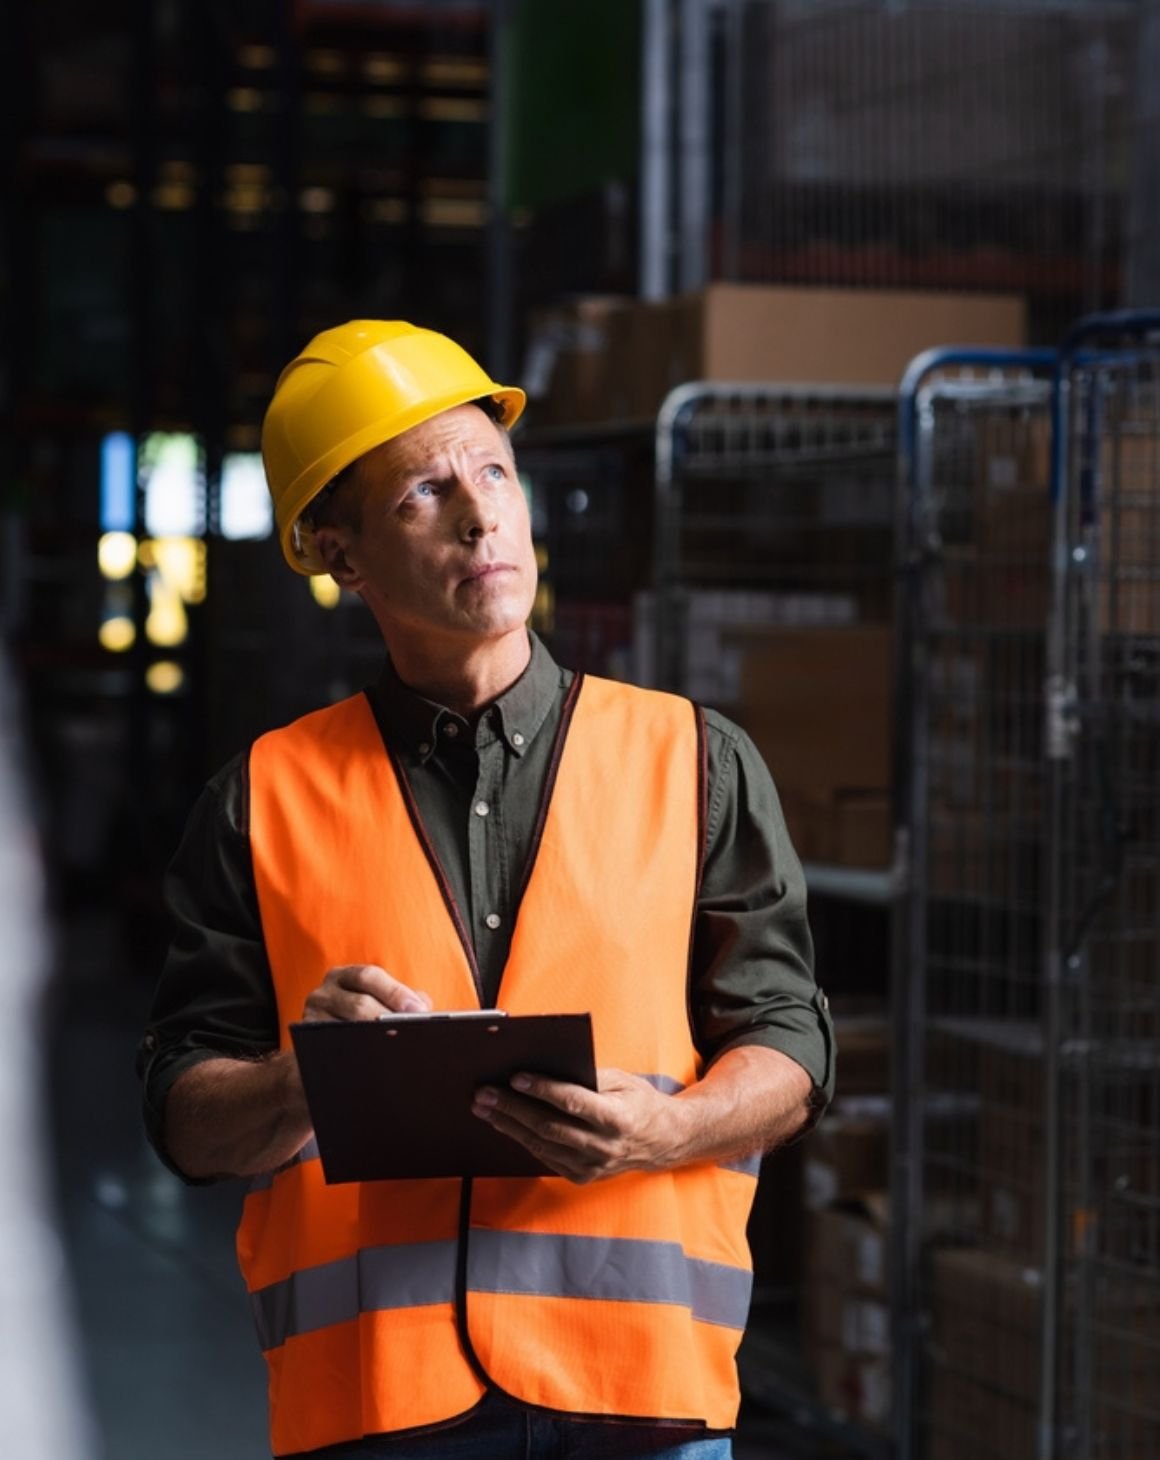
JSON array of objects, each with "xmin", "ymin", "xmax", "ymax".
[{"xmin": 313, "ymin": 525, "xmax": 364, "ymax": 591}]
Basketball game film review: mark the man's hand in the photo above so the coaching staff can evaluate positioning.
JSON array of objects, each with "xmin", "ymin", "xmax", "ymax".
[
  {"xmin": 472, "ymin": 1045, "xmax": 813, "ymax": 1186},
  {"xmin": 302, "ymin": 964, "xmax": 433, "ymax": 1022},
  {"xmin": 166, "ymin": 962, "xmax": 433, "ymax": 1180},
  {"xmin": 472, "ymin": 1068, "xmax": 688, "ymax": 1184}
]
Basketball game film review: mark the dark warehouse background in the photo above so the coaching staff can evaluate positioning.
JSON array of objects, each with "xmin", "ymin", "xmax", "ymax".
[{"xmin": 1, "ymin": 0, "xmax": 1159, "ymax": 1456}]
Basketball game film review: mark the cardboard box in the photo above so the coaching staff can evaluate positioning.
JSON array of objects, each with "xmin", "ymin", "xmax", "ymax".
[
  {"xmin": 929, "ymin": 1246, "xmax": 1160, "ymax": 1456},
  {"xmin": 804, "ymin": 1098, "xmax": 891, "ymax": 1210},
  {"xmin": 930, "ymin": 1247, "xmax": 1042, "ymax": 1402},
  {"xmin": 530, "ymin": 284, "xmax": 1027, "ymax": 426},
  {"xmin": 670, "ymin": 284, "xmax": 1026, "ymax": 392},
  {"xmin": 780, "ymin": 789, "xmax": 892, "ymax": 869},
  {"xmin": 813, "ymin": 1346, "xmax": 892, "ymax": 1431},
  {"xmin": 928, "ymin": 1369, "xmax": 1035, "ymax": 1460},
  {"xmin": 831, "ymin": 1011, "xmax": 890, "ymax": 1096},
  {"xmin": 804, "ymin": 1194, "xmax": 892, "ymax": 1431},
  {"xmin": 733, "ymin": 625, "xmax": 893, "ymax": 801}
]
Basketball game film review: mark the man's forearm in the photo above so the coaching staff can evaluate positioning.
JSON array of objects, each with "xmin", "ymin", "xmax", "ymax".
[
  {"xmin": 667, "ymin": 1043, "xmax": 813, "ymax": 1166},
  {"xmin": 164, "ymin": 1052, "xmax": 313, "ymax": 1181}
]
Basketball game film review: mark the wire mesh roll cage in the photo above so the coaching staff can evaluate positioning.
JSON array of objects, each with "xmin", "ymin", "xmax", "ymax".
[{"xmin": 895, "ymin": 320, "xmax": 1160, "ymax": 1460}]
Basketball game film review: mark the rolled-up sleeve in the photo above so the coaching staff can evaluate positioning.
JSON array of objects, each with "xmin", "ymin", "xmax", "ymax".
[
  {"xmin": 691, "ymin": 710, "xmax": 836, "ymax": 1112},
  {"xmin": 136, "ymin": 751, "xmax": 279, "ymax": 1176}
]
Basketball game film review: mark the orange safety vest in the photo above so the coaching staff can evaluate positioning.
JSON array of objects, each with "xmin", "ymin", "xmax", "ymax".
[{"xmin": 242, "ymin": 674, "xmax": 759, "ymax": 1456}]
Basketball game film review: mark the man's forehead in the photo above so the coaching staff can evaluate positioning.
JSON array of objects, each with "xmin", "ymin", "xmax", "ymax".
[{"xmin": 366, "ymin": 404, "xmax": 503, "ymax": 476}]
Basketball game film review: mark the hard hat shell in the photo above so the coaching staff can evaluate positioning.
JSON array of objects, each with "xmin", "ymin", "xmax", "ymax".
[{"xmin": 262, "ymin": 319, "xmax": 526, "ymax": 574}]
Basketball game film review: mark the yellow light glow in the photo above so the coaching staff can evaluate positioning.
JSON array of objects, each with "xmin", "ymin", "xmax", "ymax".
[
  {"xmin": 99, "ymin": 616, "xmax": 136, "ymax": 653},
  {"xmin": 154, "ymin": 182, "xmax": 194, "ymax": 211},
  {"xmin": 106, "ymin": 180, "xmax": 137, "ymax": 209},
  {"xmin": 228, "ymin": 87, "xmax": 263, "ymax": 113},
  {"xmin": 98, "ymin": 532, "xmax": 138, "ymax": 581},
  {"xmin": 309, "ymin": 575, "xmax": 341, "ymax": 609},
  {"xmin": 300, "ymin": 186, "xmax": 336, "ymax": 214},
  {"xmin": 146, "ymin": 661, "xmax": 185, "ymax": 695},
  {"xmin": 146, "ymin": 583, "xmax": 189, "ymax": 647},
  {"xmin": 152, "ymin": 536, "xmax": 206, "ymax": 605}
]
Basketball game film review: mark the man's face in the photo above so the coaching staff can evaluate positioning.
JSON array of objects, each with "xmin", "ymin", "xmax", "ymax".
[{"xmin": 316, "ymin": 404, "xmax": 538, "ymax": 653}]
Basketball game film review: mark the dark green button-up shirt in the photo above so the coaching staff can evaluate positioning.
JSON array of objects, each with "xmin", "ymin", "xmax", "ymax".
[{"xmin": 140, "ymin": 635, "xmax": 834, "ymax": 1168}]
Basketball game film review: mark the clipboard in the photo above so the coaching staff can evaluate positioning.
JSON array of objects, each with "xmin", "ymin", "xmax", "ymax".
[{"xmin": 290, "ymin": 1011, "xmax": 597, "ymax": 1182}]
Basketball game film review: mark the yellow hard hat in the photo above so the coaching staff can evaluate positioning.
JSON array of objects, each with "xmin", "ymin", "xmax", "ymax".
[{"xmin": 262, "ymin": 319, "xmax": 526, "ymax": 574}]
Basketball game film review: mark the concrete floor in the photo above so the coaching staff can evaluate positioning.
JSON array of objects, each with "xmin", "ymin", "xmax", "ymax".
[{"xmin": 48, "ymin": 911, "xmax": 858, "ymax": 1460}]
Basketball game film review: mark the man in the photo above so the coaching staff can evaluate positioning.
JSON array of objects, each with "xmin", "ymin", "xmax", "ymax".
[{"xmin": 140, "ymin": 320, "xmax": 835, "ymax": 1459}]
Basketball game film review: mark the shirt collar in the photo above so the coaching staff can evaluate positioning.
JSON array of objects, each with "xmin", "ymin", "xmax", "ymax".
[{"xmin": 368, "ymin": 632, "xmax": 562, "ymax": 763}]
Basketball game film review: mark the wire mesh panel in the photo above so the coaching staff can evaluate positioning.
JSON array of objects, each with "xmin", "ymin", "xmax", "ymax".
[
  {"xmin": 701, "ymin": 0, "xmax": 1145, "ymax": 329},
  {"xmin": 1054, "ymin": 316, "xmax": 1160, "ymax": 1460},
  {"xmin": 895, "ymin": 350, "xmax": 1059, "ymax": 1460},
  {"xmin": 654, "ymin": 383, "xmax": 896, "ymax": 689}
]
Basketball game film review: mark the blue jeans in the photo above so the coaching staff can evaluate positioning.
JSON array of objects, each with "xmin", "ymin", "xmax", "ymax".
[{"xmin": 303, "ymin": 1392, "xmax": 733, "ymax": 1459}]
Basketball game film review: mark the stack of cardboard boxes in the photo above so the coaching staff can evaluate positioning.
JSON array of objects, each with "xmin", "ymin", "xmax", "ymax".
[
  {"xmin": 526, "ymin": 284, "xmax": 1028, "ymax": 426},
  {"xmin": 800, "ymin": 1010, "xmax": 893, "ymax": 1433}
]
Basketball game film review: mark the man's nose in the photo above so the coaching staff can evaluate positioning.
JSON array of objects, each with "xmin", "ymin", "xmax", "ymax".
[{"xmin": 456, "ymin": 478, "xmax": 499, "ymax": 540}]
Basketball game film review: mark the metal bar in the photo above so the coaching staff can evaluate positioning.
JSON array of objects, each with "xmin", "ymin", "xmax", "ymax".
[
  {"xmin": 677, "ymin": 0, "xmax": 710, "ymax": 291},
  {"xmin": 894, "ymin": 343, "xmax": 1058, "ymax": 1460},
  {"xmin": 802, "ymin": 862, "xmax": 900, "ymax": 905},
  {"xmin": 720, "ymin": 0, "xmax": 745, "ymax": 281},
  {"xmin": 640, "ymin": 0, "xmax": 672, "ymax": 301},
  {"xmin": 486, "ymin": 0, "xmax": 514, "ymax": 380}
]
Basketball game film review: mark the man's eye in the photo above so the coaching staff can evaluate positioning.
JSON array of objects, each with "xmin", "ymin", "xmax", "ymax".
[
  {"xmin": 486, "ymin": 465, "xmax": 505, "ymax": 482},
  {"xmin": 410, "ymin": 482, "xmax": 434, "ymax": 499}
]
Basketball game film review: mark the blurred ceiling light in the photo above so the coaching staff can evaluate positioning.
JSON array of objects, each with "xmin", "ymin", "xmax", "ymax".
[
  {"xmin": 100, "ymin": 431, "xmax": 136, "ymax": 532},
  {"xmin": 422, "ymin": 197, "xmax": 486, "ymax": 229},
  {"xmin": 146, "ymin": 661, "xmax": 185, "ymax": 696},
  {"xmin": 363, "ymin": 54, "xmax": 403, "ymax": 83},
  {"xmin": 161, "ymin": 160, "xmax": 195, "ymax": 181},
  {"xmin": 221, "ymin": 453, "xmax": 273, "ymax": 540},
  {"xmin": 154, "ymin": 182, "xmax": 194, "ymax": 211},
  {"xmin": 225, "ymin": 184, "xmax": 269, "ymax": 214},
  {"xmin": 307, "ymin": 49, "xmax": 344, "ymax": 76},
  {"xmin": 137, "ymin": 539, "xmax": 156, "ymax": 569},
  {"xmin": 98, "ymin": 532, "xmax": 138, "ymax": 581},
  {"xmin": 422, "ymin": 59, "xmax": 486, "ymax": 87},
  {"xmin": 106, "ymin": 180, "xmax": 137, "ymax": 209},
  {"xmin": 310, "ymin": 576, "xmax": 341, "ymax": 609},
  {"xmin": 420, "ymin": 97, "xmax": 486, "ymax": 123},
  {"xmin": 367, "ymin": 198, "xmax": 407, "ymax": 224},
  {"xmin": 146, "ymin": 582, "xmax": 189, "ymax": 648},
  {"xmin": 363, "ymin": 97, "xmax": 404, "ymax": 120},
  {"xmin": 299, "ymin": 186, "xmax": 335, "ymax": 214},
  {"xmin": 239, "ymin": 44, "xmax": 276, "ymax": 69},
  {"xmin": 228, "ymin": 87, "xmax": 264, "ymax": 113},
  {"xmin": 228, "ymin": 163, "xmax": 270, "ymax": 184},
  {"xmin": 152, "ymin": 536, "xmax": 206, "ymax": 605},
  {"xmin": 99, "ymin": 616, "xmax": 136, "ymax": 654}
]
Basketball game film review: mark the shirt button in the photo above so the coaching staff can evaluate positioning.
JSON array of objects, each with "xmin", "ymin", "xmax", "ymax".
[
  {"xmin": 512, "ymin": 732, "xmax": 525, "ymax": 747},
  {"xmin": 474, "ymin": 800, "xmax": 490, "ymax": 818},
  {"xmin": 485, "ymin": 912, "xmax": 501, "ymax": 930},
  {"xmin": 418, "ymin": 742, "xmax": 431, "ymax": 757},
  {"xmin": 443, "ymin": 722, "xmax": 459, "ymax": 738}
]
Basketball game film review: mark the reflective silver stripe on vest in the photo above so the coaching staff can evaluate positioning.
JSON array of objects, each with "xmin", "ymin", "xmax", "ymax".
[
  {"xmin": 248, "ymin": 1136, "xmax": 321, "ymax": 1194},
  {"xmin": 251, "ymin": 1239, "xmax": 458, "ymax": 1352},
  {"xmin": 640, "ymin": 1076, "xmax": 762, "ymax": 1178},
  {"xmin": 251, "ymin": 1231, "xmax": 752, "ymax": 1351},
  {"xmin": 468, "ymin": 1229, "xmax": 752, "ymax": 1330}
]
